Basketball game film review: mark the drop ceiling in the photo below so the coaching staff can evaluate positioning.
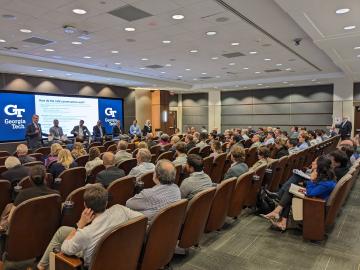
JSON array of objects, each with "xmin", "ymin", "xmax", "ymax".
[{"xmin": 0, "ymin": 0, "xmax": 349, "ymax": 91}]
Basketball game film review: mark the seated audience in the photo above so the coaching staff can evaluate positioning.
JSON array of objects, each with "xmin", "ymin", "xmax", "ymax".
[
  {"xmin": 37, "ymin": 184, "xmax": 143, "ymax": 270},
  {"xmin": 128, "ymin": 148, "xmax": 155, "ymax": 180},
  {"xmin": 196, "ymin": 132, "xmax": 208, "ymax": 150},
  {"xmin": 290, "ymin": 126, "xmax": 299, "ymax": 139},
  {"xmin": 169, "ymin": 135, "xmax": 180, "ymax": 154},
  {"xmin": 1, "ymin": 156, "xmax": 29, "ymax": 186},
  {"xmin": 174, "ymin": 128, "xmax": 181, "ymax": 135},
  {"xmin": 193, "ymin": 132, "xmax": 200, "ymax": 143},
  {"xmin": 190, "ymin": 126, "xmax": 196, "ymax": 134},
  {"xmin": 96, "ymin": 152, "xmax": 125, "ymax": 187},
  {"xmin": 251, "ymin": 146, "xmax": 274, "ymax": 170},
  {"xmin": 50, "ymin": 149, "xmax": 77, "ymax": 178},
  {"xmin": 137, "ymin": 141, "xmax": 148, "ymax": 149},
  {"xmin": 71, "ymin": 142, "xmax": 87, "ymax": 159},
  {"xmin": 173, "ymin": 142, "xmax": 188, "ymax": 167},
  {"xmin": 210, "ymin": 140, "xmax": 223, "ymax": 158},
  {"xmin": 308, "ymin": 130, "xmax": 318, "ymax": 146},
  {"xmin": 126, "ymin": 159, "xmax": 180, "ymax": 223},
  {"xmin": 180, "ymin": 154, "xmax": 213, "ymax": 200},
  {"xmin": 296, "ymin": 133, "xmax": 309, "ymax": 150},
  {"xmin": 273, "ymin": 137, "xmax": 289, "ymax": 159},
  {"xmin": 16, "ymin": 144, "xmax": 35, "ymax": 164},
  {"xmin": 85, "ymin": 147, "xmax": 103, "ymax": 175},
  {"xmin": 287, "ymin": 138, "xmax": 299, "ymax": 155},
  {"xmin": 339, "ymin": 144, "xmax": 357, "ymax": 165},
  {"xmin": 45, "ymin": 143, "xmax": 63, "ymax": 167},
  {"xmin": 315, "ymin": 129, "xmax": 325, "ymax": 144},
  {"xmin": 158, "ymin": 133, "xmax": 170, "ymax": 146},
  {"xmin": 328, "ymin": 150, "xmax": 350, "ymax": 180},
  {"xmin": 185, "ymin": 134, "xmax": 196, "ymax": 153},
  {"xmin": 145, "ymin": 133, "xmax": 156, "ymax": 149},
  {"xmin": 262, "ymin": 156, "xmax": 336, "ymax": 231},
  {"xmin": 250, "ymin": 134, "xmax": 262, "ymax": 148},
  {"xmin": 114, "ymin": 140, "xmax": 132, "ymax": 165},
  {"xmin": 223, "ymin": 145, "xmax": 248, "ymax": 180},
  {"xmin": 264, "ymin": 132, "xmax": 275, "ymax": 146}
]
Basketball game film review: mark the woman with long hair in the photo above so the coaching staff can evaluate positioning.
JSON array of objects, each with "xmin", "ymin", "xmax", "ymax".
[
  {"xmin": 50, "ymin": 149, "xmax": 77, "ymax": 178},
  {"xmin": 71, "ymin": 142, "xmax": 87, "ymax": 159}
]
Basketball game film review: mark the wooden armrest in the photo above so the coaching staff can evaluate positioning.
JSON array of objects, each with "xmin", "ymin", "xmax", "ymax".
[
  {"xmin": 302, "ymin": 196, "xmax": 326, "ymax": 241},
  {"xmin": 55, "ymin": 252, "xmax": 82, "ymax": 269}
]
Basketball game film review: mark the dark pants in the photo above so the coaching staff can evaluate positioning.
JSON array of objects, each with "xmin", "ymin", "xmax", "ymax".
[
  {"xmin": 278, "ymin": 174, "xmax": 305, "ymax": 198},
  {"xmin": 279, "ymin": 189, "xmax": 293, "ymax": 218}
]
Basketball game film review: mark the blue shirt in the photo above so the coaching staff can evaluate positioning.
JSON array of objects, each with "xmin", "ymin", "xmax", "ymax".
[
  {"xmin": 129, "ymin": 124, "xmax": 141, "ymax": 135},
  {"xmin": 296, "ymin": 142, "xmax": 309, "ymax": 150},
  {"xmin": 306, "ymin": 180, "xmax": 336, "ymax": 200}
]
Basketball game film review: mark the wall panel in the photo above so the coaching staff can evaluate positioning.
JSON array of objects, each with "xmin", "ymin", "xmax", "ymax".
[{"xmin": 182, "ymin": 93, "xmax": 208, "ymax": 131}]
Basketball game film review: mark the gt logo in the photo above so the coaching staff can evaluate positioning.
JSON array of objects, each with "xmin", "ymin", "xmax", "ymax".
[
  {"xmin": 4, "ymin": 104, "xmax": 25, "ymax": 118},
  {"xmin": 105, "ymin": 107, "xmax": 117, "ymax": 117}
]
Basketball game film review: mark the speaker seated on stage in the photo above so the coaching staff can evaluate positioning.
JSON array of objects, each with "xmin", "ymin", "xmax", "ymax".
[
  {"xmin": 71, "ymin": 120, "xmax": 91, "ymax": 142},
  {"xmin": 93, "ymin": 120, "xmax": 107, "ymax": 143}
]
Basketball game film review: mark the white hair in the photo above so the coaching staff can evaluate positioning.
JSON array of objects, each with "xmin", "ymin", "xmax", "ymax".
[{"xmin": 5, "ymin": 156, "xmax": 21, "ymax": 169}]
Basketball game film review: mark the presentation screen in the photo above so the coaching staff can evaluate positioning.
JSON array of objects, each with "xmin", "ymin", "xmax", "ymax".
[{"xmin": 0, "ymin": 92, "xmax": 124, "ymax": 142}]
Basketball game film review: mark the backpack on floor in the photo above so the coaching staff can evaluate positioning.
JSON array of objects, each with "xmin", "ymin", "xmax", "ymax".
[{"xmin": 256, "ymin": 188, "xmax": 276, "ymax": 214}]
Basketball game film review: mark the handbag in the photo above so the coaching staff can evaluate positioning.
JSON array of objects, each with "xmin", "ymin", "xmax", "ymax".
[{"xmin": 256, "ymin": 188, "xmax": 276, "ymax": 214}]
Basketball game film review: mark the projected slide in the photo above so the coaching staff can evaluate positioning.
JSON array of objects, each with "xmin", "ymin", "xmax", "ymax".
[{"xmin": 0, "ymin": 92, "xmax": 124, "ymax": 142}]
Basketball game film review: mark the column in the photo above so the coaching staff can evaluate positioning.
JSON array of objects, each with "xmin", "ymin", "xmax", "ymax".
[
  {"xmin": 135, "ymin": 89, "xmax": 152, "ymax": 127},
  {"xmin": 208, "ymin": 90, "xmax": 221, "ymax": 132}
]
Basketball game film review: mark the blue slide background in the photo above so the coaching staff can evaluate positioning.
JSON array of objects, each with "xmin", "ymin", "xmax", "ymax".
[{"xmin": 0, "ymin": 92, "xmax": 123, "ymax": 142}]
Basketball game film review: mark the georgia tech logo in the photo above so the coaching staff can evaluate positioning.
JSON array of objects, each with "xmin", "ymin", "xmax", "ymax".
[
  {"xmin": 4, "ymin": 104, "xmax": 25, "ymax": 118},
  {"xmin": 105, "ymin": 107, "xmax": 117, "ymax": 117}
]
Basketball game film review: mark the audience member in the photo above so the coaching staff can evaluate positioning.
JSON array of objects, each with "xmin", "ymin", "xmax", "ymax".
[
  {"xmin": 250, "ymin": 134, "xmax": 262, "ymax": 148},
  {"xmin": 128, "ymin": 148, "xmax": 155, "ymax": 180},
  {"xmin": 71, "ymin": 142, "xmax": 87, "ymax": 159},
  {"xmin": 273, "ymin": 137, "xmax": 289, "ymax": 159},
  {"xmin": 264, "ymin": 132, "xmax": 275, "ymax": 145},
  {"xmin": 45, "ymin": 143, "xmax": 62, "ymax": 167},
  {"xmin": 339, "ymin": 144, "xmax": 357, "ymax": 165},
  {"xmin": 137, "ymin": 141, "xmax": 148, "ymax": 149},
  {"xmin": 297, "ymin": 133, "xmax": 309, "ymax": 150},
  {"xmin": 173, "ymin": 142, "xmax": 188, "ymax": 167},
  {"xmin": 185, "ymin": 134, "xmax": 196, "ymax": 153},
  {"xmin": 16, "ymin": 144, "xmax": 35, "ymax": 164},
  {"xmin": 223, "ymin": 145, "xmax": 248, "ymax": 180},
  {"xmin": 145, "ymin": 133, "xmax": 156, "ymax": 149},
  {"xmin": 38, "ymin": 184, "xmax": 143, "ymax": 270},
  {"xmin": 126, "ymin": 160, "xmax": 180, "ymax": 223},
  {"xmin": 251, "ymin": 146, "xmax": 274, "ymax": 170},
  {"xmin": 96, "ymin": 152, "xmax": 125, "ymax": 187},
  {"xmin": 209, "ymin": 140, "xmax": 223, "ymax": 158},
  {"xmin": 114, "ymin": 140, "xmax": 132, "ymax": 165},
  {"xmin": 196, "ymin": 132, "xmax": 208, "ymax": 150},
  {"xmin": 85, "ymin": 147, "xmax": 103, "ymax": 175},
  {"xmin": 290, "ymin": 126, "xmax": 299, "ymax": 139},
  {"xmin": 1, "ymin": 156, "xmax": 29, "ymax": 186},
  {"xmin": 287, "ymin": 138, "xmax": 299, "ymax": 155},
  {"xmin": 180, "ymin": 154, "xmax": 213, "ymax": 200},
  {"xmin": 159, "ymin": 133, "xmax": 170, "ymax": 146},
  {"xmin": 328, "ymin": 150, "xmax": 350, "ymax": 180},
  {"xmin": 169, "ymin": 135, "xmax": 180, "ymax": 154},
  {"xmin": 50, "ymin": 149, "xmax": 77, "ymax": 178}
]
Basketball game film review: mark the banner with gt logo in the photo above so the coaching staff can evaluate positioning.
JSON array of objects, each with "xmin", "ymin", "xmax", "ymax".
[
  {"xmin": 0, "ymin": 93, "xmax": 35, "ymax": 141},
  {"xmin": 98, "ymin": 98, "xmax": 123, "ymax": 134}
]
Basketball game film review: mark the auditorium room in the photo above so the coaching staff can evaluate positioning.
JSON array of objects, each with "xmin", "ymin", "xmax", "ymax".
[{"xmin": 0, "ymin": 0, "xmax": 359, "ymax": 269}]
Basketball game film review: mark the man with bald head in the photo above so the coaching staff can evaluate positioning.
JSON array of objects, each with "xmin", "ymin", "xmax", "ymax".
[{"xmin": 96, "ymin": 152, "xmax": 125, "ymax": 187}]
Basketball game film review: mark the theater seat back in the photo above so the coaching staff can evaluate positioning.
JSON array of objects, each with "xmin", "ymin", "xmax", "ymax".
[
  {"xmin": 210, "ymin": 153, "xmax": 227, "ymax": 183},
  {"xmin": 107, "ymin": 176, "xmax": 136, "ymax": 207},
  {"xmin": 118, "ymin": 158, "xmax": 137, "ymax": 175},
  {"xmin": 61, "ymin": 186, "xmax": 87, "ymax": 227},
  {"xmin": 56, "ymin": 167, "xmax": 86, "ymax": 201}
]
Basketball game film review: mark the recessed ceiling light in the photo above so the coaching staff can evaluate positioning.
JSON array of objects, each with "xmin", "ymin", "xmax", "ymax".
[
  {"xmin": 20, "ymin": 72, "xmax": 27, "ymax": 75},
  {"xmin": 249, "ymin": 51, "xmax": 257, "ymax": 54},
  {"xmin": 243, "ymin": 67, "xmax": 249, "ymax": 70},
  {"xmin": 265, "ymin": 85, "xmax": 270, "ymax": 88},
  {"xmin": 107, "ymin": 78, "xmax": 111, "ymax": 81},
  {"xmin": 189, "ymin": 49, "xmax": 198, "ymax": 53},
  {"xmin": 162, "ymin": 40, "xmax": 171, "ymax": 44},
  {"xmin": 285, "ymin": 68, "xmax": 292, "ymax": 71},
  {"xmin": 141, "ymin": 58, "xmax": 149, "ymax": 61},
  {"xmin": 344, "ymin": 25, "xmax": 356, "ymax": 30},
  {"xmin": 283, "ymin": 81, "xmax": 288, "ymax": 84},
  {"xmin": 289, "ymin": 83, "xmax": 295, "ymax": 86},
  {"xmin": 215, "ymin": 75, "xmax": 221, "ymax": 78},
  {"xmin": 72, "ymin": 9, "xmax": 87, "ymax": 15},
  {"xmin": 37, "ymin": 69, "xmax": 43, "ymax": 72},
  {"xmin": 185, "ymin": 68, "xmax": 191, "ymax": 71},
  {"xmin": 231, "ymin": 42, "xmax": 240, "ymax": 46},
  {"xmin": 83, "ymin": 56, "xmax": 91, "ymax": 59},
  {"xmin": 0, "ymin": 39, "xmax": 6, "ymax": 43},
  {"xmin": 211, "ymin": 57, "xmax": 219, "ymax": 60},
  {"xmin": 161, "ymin": 71, "xmax": 166, "ymax": 74},
  {"xmin": 49, "ymin": 75, "xmax": 54, "ymax": 78},
  {"xmin": 336, "ymin": 8, "xmax": 350, "ymax": 14},
  {"xmin": 20, "ymin": 28, "xmax": 32, "ymax": 33},
  {"xmin": 72, "ymin": 41, "xmax": 82, "ymax": 45},
  {"xmin": 178, "ymin": 75, "xmax": 183, "ymax": 78},
  {"xmin": 201, "ymin": 72, "xmax": 207, "ymax": 75},
  {"xmin": 316, "ymin": 81, "xmax": 321, "ymax": 84},
  {"xmin": 193, "ymin": 78, "xmax": 198, "ymax": 81},
  {"xmin": 228, "ymin": 62, "xmax": 236, "ymax": 66},
  {"xmin": 255, "ymin": 71, "xmax": 261, "ymax": 74},
  {"xmin": 354, "ymin": 47, "xmax": 360, "ymax": 50},
  {"xmin": 111, "ymin": 50, "xmax": 119, "ymax": 54},
  {"xmin": 206, "ymin": 31, "xmax": 217, "ymax": 36},
  {"xmin": 276, "ymin": 63, "xmax": 282, "ymax": 66},
  {"xmin": 172, "ymin": 14, "xmax": 184, "ymax": 20},
  {"xmin": 165, "ymin": 64, "xmax": 172, "ymax": 67},
  {"xmin": 357, "ymin": 55, "xmax": 360, "ymax": 57},
  {"xmin": 140, "ymin": 67, "xmax": 146, "ymax": 69},
  {"xmin": 66, "ymin": 73, "xmax": 72, "ymax": 76},
  {"xmin": 45, "ymin": 48, "xmax": 54, "ymax": 52},
  {"xmin": 264, "ymin": 58, "xmax": 271, "ymax": 61},
  {"xmin": 124, "ymin": 27, "xmax": 136, "ymax": 32},
  {"xmin": 258, "ymin": 84, "xmax": 263, "ymax": 86}
]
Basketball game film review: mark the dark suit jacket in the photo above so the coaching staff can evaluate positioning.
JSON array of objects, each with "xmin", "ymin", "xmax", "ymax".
[
  {"xmin": 186, "ymin": 141, "xmax": 196, "ymax": 153},
  {"xmin": 14, "ymin": 185, "xmax": 59, "ymax": 206},
  {"xmin": 25, "ymin": 122, "xmax": 47, "ymax": 149},
  {"xmin": 112, "ymin": 125, "xmax": 122, "ymax": 137},
  {"xmin": 71, "ymin": 125, "xmax": 90, "ymax": 138},
  {"xmin": 96, "ymin": 166, "xmax": 125, "ymax": 187},
  {"xmin": 18, "ymin": 155, "xmax": 36, "ymax": 165},
  {"xmin": 1, "ymin": 165, "xmax": 30, "ymax": 186},
  {"xmin": 93, "ymin": 125, "xmax": 106, "ymax": 141},
  {"xmin": 336, "ymin": 121, "xmax": 352, "ymax": 139},
  {"xmin": 143, "ymin": 125, "xmax": 152, "ymax": 136}
]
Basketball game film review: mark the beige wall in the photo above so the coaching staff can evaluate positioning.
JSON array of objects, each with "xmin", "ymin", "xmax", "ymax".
[{"xmin": 135, "ymin": 89, "xmax": 152, "ymax": 127}]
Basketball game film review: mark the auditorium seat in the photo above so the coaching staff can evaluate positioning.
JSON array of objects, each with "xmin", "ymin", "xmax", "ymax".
[
  {"xmin": 245, "ymin": 164, "xmax": 267, "ymax": 207},
  {"xmin": 89, "ymin": 142, "xmax": 102, "ymax": 149},
  {"xmin": 0, "ymin": 157, "xmax": 6, "ymax": 166},
  {"xmin": 178, "ymin": 187, "xmax": 216, "ymax": 249},
  {"xmin": 23, "ymin": 161, "xmax": 43, "ymax": 167},
  {"xmin": 203, "ymin": 156, "xmax": 214, "ymax": 176},
  {"xmin": 210, "ymin": 153, "xmax": 227, "ymax": 183},
  {"xmin": 34, "ymin": 147, "xmax": 51, "ymax": 156},
  {"xmin": 74, "ymin": 154, "xmax": 89, "ymax": 167},
  {"xmin": 228, "ymin": 171, "xmax": 255, "ymax": 218},
  {"xmin": 267, "ymin": 156, "xmax": 288, "ymax": 192},
  {"xmin": 107, "ymin": 144, "xmax": 117, "ymax": 153},
  {"xmin": 28, "ymin": 153, "xmax": 43, "ymax": 161},
  {"xmin": 245, "ymin": 147, "xmax": 258, "ymax": 168},
  {"xmin": 55, "ymin": 215, "xmax": 148, "ymax": 270},
  {"xmin": 221, "ymin": 143, "xmax": 229, "ymax": 152},
  {"xmin": 205, "ymin": 177, "xmax": 236, "ymax": 232},
  {"xmin": 127, "ymin": 143, "xmax": 135, "ymax": 151},
  {"xmin": 61, "ymin": 186, "xmax": 86, "ymax": 227},
  {"xmin": 0, "ymin": 166, "xmax": 7, "ymax": 175},
  {"xmin": 0, "ymin": 194, "xmax": 61, "ymax": 267},
  {"xmin": 244, "ymin": 140, "xmax": 252, "ymax": 148},
  {"xmin": 174, "ymin": 164, "xmax": 182, "ymax": 186},
  {"xmin": 156, "ymin": 151, "xmax": 174, "ymax": 163},
  {"xmin": 221, "ymin": 154, "xmax": 232, "ymax": 181},
  {"xmin": 18, "ymin": 176, "xmax": 32, "ymax": 189},
  {"xmin": 55, "ymin": 167, "xmax": 87, "ymax": 201},
  {"xmin": 132, "ymin": 148, "xmax": 139, "ymax": 158},
  {"xmin": 199, "ymin": 145, "xmax": 211, "ymax": 158},
  {"xmin": 139, "ymin": 199, "xmax": 188, "ymax": 270},
  {"xmin": 107, "ymin": 176, "xmax": 136, "ymax": 207},
  {"xmin": 0, "ymin": 151, "xmax": 10, "ymax": 158},
  {"xmin": 87, "ymin": 164, "xmax": 106, "ymax": 184},
  {"xmin": 280, "ymin": 154, "xmax": 297, "ymax": 185},
  {"xmin": 103, "ymin": 141, "xmax": 116, "ymax": 150},
  {"xmin": 139, "ymin": 171, "xmax": 155, "ymax": 189},
  {"xmin": 0, "ymin": 180, "xmax": 11, "ymax": 214},
  {"xmin": 151, "ymin": 154, "xmax": 157, "ymax": 164},
  {"xmin": 97, "ymin": 146, "xmax": 106, "ymax": 153},
  {"xmin": 150, "ymin": 145, "xmax": 161, "ymax": 157},
  {"xmin": 187, "ymin": 147, "xmax": 200, "ymax": 155},
  {"xmin": 118, "ymin": 158, "xmax": 137, "ymax": 175}
]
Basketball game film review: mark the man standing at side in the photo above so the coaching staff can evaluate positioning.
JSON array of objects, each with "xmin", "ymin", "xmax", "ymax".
[
  {"xmin": 335, "ymin": 116, "xmax": 352, "ymax": 140},
  {"xmin": 25, "ymin": 114, "xmax": 47, "ymax": 149}
]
